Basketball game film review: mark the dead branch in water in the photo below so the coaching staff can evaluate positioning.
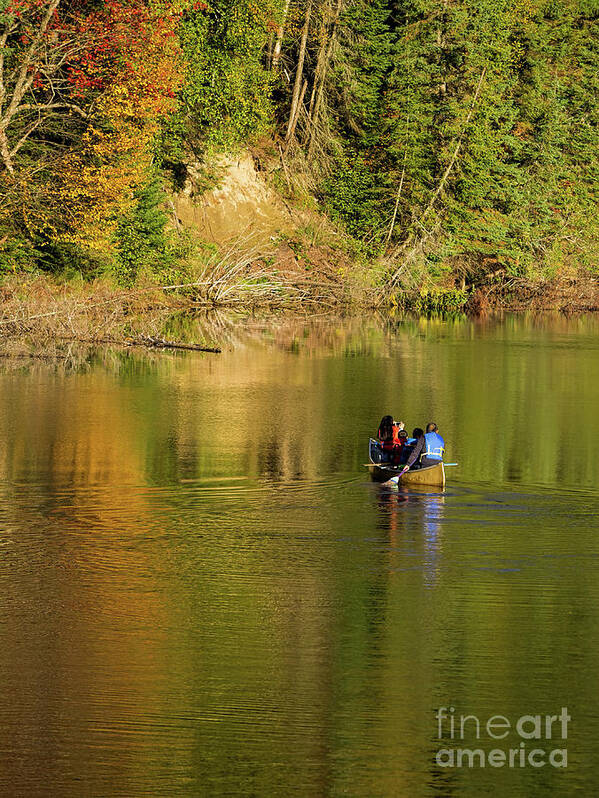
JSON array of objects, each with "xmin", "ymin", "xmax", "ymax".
[
  {"xmin": 51, "ymin": 334, "xmax": 221, "ymax": 353},
  {"xmin": 126, "ymin": 335, "xmax": 221, "ymax": 353}
]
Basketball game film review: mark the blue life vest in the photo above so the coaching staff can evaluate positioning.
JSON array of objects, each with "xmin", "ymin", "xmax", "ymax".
[{"xmin": 424, "ymin": 431, "xmax": 445, "ymax": 460}]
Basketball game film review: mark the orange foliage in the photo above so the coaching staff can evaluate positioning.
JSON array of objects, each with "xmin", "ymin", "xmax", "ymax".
[{"xmin": 19, "ymin": 0, "xmax": 184, "ymax": 249}]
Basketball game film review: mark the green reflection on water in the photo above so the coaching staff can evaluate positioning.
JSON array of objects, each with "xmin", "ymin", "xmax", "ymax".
[{"xmin": 0, "ymin": 313, "xmax": 598, "ymax": 797}]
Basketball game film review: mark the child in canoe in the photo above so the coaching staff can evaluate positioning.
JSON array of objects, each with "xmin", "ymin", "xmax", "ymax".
[{"xmin": 377, "ymin": 415, "xmax": 406, "ymax": 464}]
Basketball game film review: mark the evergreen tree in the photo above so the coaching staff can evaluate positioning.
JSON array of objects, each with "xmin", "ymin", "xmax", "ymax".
[
  {"xmin": 115, "ymin": 172, "xmax": 171, "ymax": 286},
  {"xmin": 509, "ymin": 0, "xmax": 599, "ymax": 272}
]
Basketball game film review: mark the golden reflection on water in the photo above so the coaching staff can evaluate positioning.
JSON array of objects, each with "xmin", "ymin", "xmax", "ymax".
[{"xmin": 0, "ymin": 312, "xmax": 598, "ymax": 796}]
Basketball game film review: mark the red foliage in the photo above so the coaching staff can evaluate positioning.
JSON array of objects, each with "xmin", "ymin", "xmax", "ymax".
[
  {"xmin": 63, "ymin": 0, "xmax": 182, "ymax": 107},
  {"xmin": 6, "ymin": 0, "xmax": 182, "ymax": 114}
]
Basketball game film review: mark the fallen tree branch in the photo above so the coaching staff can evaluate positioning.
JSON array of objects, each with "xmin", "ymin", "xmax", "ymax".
[
  {"xmin": 131, "ymin": 335, "xmax": 221, "ymax": 353},
  {"xmin": 54, "ymin": 334, "xmax": 221, "ymax": 353}
]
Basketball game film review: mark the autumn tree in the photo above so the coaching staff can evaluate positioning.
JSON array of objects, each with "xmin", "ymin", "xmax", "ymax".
[
  {"xmin": 0, "ymin": 0, "xmax": 82, "ymax": 176},
  {"xmin": 1, "ymin": 0, "xmax": 182, "ymax": 263}
]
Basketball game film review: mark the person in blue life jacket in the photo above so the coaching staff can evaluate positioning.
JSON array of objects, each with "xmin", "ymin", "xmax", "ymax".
[{"xmin": 421, "ymin": 422, "xmax": 445, "ymax": 467}]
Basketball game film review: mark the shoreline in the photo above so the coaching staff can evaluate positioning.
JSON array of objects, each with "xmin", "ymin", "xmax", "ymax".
[{"xmin": 0, "ymin": 273, "xmax": 597, "ymax": 359}]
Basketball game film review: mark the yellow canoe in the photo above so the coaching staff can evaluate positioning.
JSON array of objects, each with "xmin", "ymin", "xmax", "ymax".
[{"xmin": 367, "ymin": 439, "xmax": 446, "ymax": 487}]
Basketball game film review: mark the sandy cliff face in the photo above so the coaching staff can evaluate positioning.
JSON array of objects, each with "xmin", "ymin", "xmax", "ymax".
[
  {"xmin": 171, "ymin": 152, "xmax": 294, "ymax": 246},
  {"xmin": 168, "ymin": 150, "xmax": 359, "ymax": 295}
]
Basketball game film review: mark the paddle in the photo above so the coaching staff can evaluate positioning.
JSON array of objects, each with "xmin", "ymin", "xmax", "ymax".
[{"xmin": 363, "ymin": 462, "xmax": 459, "ymax": 468}]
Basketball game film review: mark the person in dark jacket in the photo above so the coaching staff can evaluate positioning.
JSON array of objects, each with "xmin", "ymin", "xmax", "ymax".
[{"xmin": 399, "ymin": 427, "xmax": 425, "ymax": 472}]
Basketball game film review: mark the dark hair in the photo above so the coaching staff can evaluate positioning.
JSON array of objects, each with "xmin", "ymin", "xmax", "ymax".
[
  {"xmin": 426, "ymin": 422, "xmax": 438, "ymax": 433},
  {"xmin": 412, "ymin": 427, "xmax": 424, "ymax": 439},
  {"xmin": 378, "ymin": 415, "xmax": 394, "ymax": 442},
  {"xmin": 398, "ymin": 429, "xmax": 408, "ymax": 439}
]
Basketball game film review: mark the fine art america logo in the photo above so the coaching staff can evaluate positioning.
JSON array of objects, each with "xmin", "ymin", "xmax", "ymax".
[{"xmin": 435, "ymin": 707, "xmax": 570, "ymax": 769}]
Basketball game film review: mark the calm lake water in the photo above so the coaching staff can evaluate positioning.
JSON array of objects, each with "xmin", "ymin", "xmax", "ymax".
[{"xmin": 1, "ymin": 313, "xmax": 598, "ymax": 797}]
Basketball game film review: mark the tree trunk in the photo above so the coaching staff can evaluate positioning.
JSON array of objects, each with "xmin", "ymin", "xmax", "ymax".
[
  {"xmin": 285, "ymin": 79, "xmax": 308, "ymax": 150},
  {"xmin": 306, "ymin": 0, "xmax": 342, "ymax": 158},
  {"xmin": 285, "ymin": 0, "xmax": 313, "ymax": 143},
  {"xmin": 385, "ymin": 115, "xmax": 410, "ymax": 247},
  {"xmin": 266, "ymin": 32, "xmax": 275, "ymax": 69},
  {"xmin": 0, "ymin": 128, "xmax": 15, "ymax": 175},
  {"xmin": 385, "ymin": 156, "xmax": 407, "ymax": 248},
  {"xmin": 437, "ymin": 0, "xmax": 448, "ymax": 97},
  {"xmin": 272, "ymin": 0, "xmax": 292, "ymax": 70},
  {"xmin": 306, "ymin": 0, "xmax": 332, "ymax": 123}
]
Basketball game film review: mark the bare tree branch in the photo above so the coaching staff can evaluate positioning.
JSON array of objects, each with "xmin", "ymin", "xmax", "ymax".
[
  {"xmin": 0, "ymin": 0, "xmax": 93, "ymax": 174},
  {"xmin": 2, "ymin": 0, "xmax": 62, "ymax": 127},
  {"xmin": 15, "ymin": 102, "xmax": 87, "ymax": 117},
  {"xmin": 10, "ymin": 115, "xmax": 44, "ymax": 158}
]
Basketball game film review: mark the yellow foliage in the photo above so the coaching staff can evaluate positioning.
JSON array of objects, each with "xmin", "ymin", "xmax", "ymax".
[{"xmin": 20, "ymin": 2, "xmax": 182, "ymax": 255}]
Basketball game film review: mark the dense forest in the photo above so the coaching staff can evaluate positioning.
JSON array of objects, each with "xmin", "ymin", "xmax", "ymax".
[{"xmin": 1, "ymin": 0, "xmax": 599, "ymax": 294}]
